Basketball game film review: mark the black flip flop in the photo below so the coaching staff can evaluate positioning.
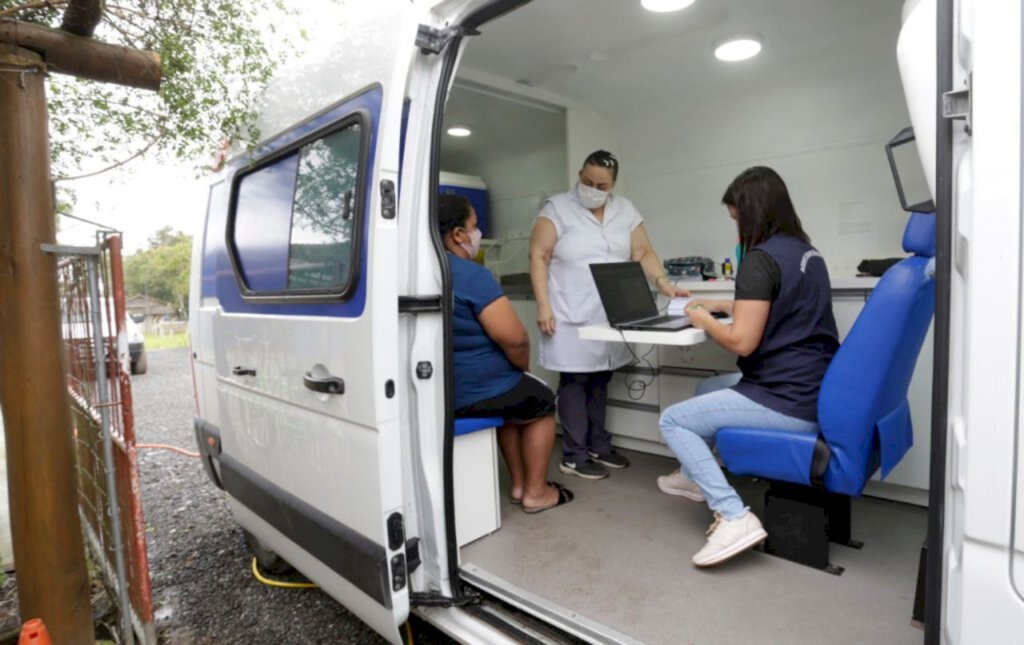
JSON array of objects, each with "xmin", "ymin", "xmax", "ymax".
[
  {"xmin": 522, "ymin": 482, "xmax": 574, "ymax": 514},
  {"xmin": 511, "ymin": 480, "xmax": 563, "ymax": 505}
]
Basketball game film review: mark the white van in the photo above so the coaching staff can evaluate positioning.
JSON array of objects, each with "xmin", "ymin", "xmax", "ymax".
[{"xmin": 189, "ymin": 1, "xmax": 1024, "ymax": 642}]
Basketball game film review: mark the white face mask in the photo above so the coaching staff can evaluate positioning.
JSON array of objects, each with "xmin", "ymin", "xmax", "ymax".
[
  {"xmin": 459, "ymin": 227, "xmax": 482, "ymax": 258},
  {"xmin": 577, "ymin": 182, "xmax": 610, "ymax": 210}
]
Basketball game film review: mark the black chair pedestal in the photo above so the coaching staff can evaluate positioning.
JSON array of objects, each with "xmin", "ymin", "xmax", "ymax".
[{"xmin": 761, "ymin": 481, "xmax": 864, "ymax": 575}]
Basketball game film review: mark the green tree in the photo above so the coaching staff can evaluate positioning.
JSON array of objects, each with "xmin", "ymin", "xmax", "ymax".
[
  {"xmin": 0, "ymin": 0, "xmax": 303, "ymax": 179},
  {"xmin": 123, "ymin": 226, "xmax": 192, "ymax": 317}
]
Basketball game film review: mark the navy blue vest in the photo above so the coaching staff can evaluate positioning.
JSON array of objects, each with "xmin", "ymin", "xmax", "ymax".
[{"xmin": 732, "ymin": 235, "xmax": 839, "ymax": 422}]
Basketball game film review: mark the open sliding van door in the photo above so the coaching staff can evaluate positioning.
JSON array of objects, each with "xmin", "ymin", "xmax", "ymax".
[
  {"xmin": 192, "ymin": 2, "xmax": 420, "ymax": 641},
  {"xmin": 900, "ymin": 0, "xmax": 1024, "ymax": 641},
  {"xmin": 942, "ymin": 0, "xmax": 1024, "ymax": 642}
]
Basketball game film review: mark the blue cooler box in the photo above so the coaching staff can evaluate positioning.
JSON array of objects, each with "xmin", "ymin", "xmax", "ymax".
[{"xmin": 439, "ymin": 171, "xmax": 490, "ymax": 238}]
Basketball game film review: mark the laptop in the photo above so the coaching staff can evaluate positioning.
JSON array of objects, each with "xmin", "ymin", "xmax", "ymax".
[{"xmin": 589, "ymin": 262, "xmax": 691, "ymax": 331}]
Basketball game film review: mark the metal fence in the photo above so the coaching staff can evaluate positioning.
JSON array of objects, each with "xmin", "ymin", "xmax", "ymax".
[{"xmin": 56, "ymin": 234, "xmax": 155, "ymax": 644}]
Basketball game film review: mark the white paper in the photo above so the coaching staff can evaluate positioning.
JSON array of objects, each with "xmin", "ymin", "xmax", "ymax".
[{"xmin": 667, "ymin": 297, "xmax": 692, "ymax": 315}]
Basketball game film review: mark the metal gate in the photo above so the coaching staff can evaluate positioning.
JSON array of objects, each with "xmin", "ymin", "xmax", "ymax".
[{"xmin": 55, "ymin": 234, "xmax": 155, "ymax": 644}]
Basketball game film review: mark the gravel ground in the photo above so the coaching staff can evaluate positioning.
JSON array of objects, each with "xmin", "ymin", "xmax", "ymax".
[{"xmin": 134, "ymin": 347, "xmax": 389, "ymax": 643}]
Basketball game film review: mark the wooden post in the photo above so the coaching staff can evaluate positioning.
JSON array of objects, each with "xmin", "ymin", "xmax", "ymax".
[
  {"xmin": 0, "ymin": 43, "xmax": 93, "ymax": 643},
  {"xmin": 0, "ymin": 20, "xmax": 161, "ymax": 90}
]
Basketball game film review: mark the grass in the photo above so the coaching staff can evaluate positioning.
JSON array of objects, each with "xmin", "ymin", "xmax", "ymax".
[{"xmin": 144, "ymin": 331, "xmax": 190, "ymax": 350}]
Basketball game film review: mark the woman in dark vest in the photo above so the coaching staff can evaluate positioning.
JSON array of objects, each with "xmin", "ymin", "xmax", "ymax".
[{"xmin": 658, "ymin": 166, "xmax": 839, "ymax": 567}]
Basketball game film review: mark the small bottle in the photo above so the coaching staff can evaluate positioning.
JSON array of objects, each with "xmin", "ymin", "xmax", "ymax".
[{"xmin": 722, "ymin": 257, "xmax": 733, "ymax": 279}]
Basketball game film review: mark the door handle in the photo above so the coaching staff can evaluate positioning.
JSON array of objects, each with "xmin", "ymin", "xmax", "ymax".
[
  {"xmin": 304, "ymin": 372, "xmax": 345, "ymax": 395},
  {"xmin": 232, "ymin": 366, "xmax": 256, "ymax": 376}
]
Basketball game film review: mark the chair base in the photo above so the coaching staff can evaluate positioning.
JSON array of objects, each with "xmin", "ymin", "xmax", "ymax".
[{"xmin": 761, "ymin": 481, "xmax": 863, "ymax": 575}]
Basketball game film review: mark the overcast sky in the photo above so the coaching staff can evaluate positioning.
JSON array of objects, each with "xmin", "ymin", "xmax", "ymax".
[
  {"xmin": 55, "ymin": 0, "xmax": 347, "ymax": 254},
  {"xmin": 58, "ymin": 161, "xmax": 209, "ymax": 253}
]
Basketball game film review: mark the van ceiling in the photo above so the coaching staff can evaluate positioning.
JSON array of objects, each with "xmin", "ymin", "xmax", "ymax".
[
  {"xmin": 442, "ymin": 82, "xmax": 565, "ymax": 171},
  {"xmin": 460, "ymin": 0, "xmax": 904, "ymax": 121}
]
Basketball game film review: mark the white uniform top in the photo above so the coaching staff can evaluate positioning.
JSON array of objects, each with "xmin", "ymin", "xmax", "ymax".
[{"xmin": 537, "ymin": 189, "xmax": 644, "ymax": 373}]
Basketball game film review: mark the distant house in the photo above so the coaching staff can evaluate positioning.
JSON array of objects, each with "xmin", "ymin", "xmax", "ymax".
[{"xmin": 125, "ymin": 295, "xmax": 175, "ymax": 325}]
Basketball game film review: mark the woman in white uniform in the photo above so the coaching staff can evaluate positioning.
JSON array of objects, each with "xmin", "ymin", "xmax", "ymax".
[{"xmin": 529, "ymin": 150, "xmax": 687, "ymax": 480}]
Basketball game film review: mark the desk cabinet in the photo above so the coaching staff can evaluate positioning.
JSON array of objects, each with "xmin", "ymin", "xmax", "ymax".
[
  {"xmin": 658, "ymin": 341, "xmax": 738, "ymax": 374},
  {"xmin": 658, "ymin": 367, "xmax": 710, "ymax": 410},
  {"xmin": 606, "ymin": 404, "xmax": 663, "ymax": 444}
]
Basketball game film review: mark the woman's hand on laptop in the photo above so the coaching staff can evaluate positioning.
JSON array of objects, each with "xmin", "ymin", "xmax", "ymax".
[
  {"xmin": 685, "ymin": 300, "xmax": 714, "ymax": 329},
  {"xmin": 689, "ymin": 299, "xmax": 733, "ymax": 315}
]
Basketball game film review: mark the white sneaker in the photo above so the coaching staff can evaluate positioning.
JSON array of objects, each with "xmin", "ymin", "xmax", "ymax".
[
  {"xmin": 692, "ymin": 509, "xmax": 768, "ymax": 567},
  {"xmin": 657, "ymin": 469, "xmax": 705, "ymax": 502}
]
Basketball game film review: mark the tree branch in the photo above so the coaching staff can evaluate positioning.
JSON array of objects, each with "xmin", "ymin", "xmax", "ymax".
[
  {"xmin": 98, "ymin": 13, "xmax": 143, "ymax": 46},
  {"xmin": 0, "ymin": 1, "xmax": 68, "ymax": 20},
  {"xmin": 54, "ymin": 132, "xmax": 164, "ymax": 182},
  {"xmin": 109, "ymin": 98, "xmax": 167, "ymax": 120},
  {"xmin": 105, "ymin": 3, "xmax": 152, "ymax": 22},
  {"xmin": 59, "ymin": 0, "xmax": 100, "ymax": 37}
]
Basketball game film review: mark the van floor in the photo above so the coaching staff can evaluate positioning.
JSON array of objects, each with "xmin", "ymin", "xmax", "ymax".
[{"xmin": 461, "ymin": 448, "xmax": 925, "ymax": 645}]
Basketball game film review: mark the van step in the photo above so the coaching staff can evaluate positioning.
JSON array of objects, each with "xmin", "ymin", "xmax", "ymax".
[
  {"xmin": 461, "ymin": 564, "xmax": 641, "ymax": 644},
  {"xmin": 463, "ymin": 599, "xmax": 584, "ymax": 645}
]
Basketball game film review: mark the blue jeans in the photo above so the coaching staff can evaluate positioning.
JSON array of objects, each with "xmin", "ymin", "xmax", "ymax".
[{"xmin": 659, "ymin": 373, "xmax": 819, "ymax": 519}]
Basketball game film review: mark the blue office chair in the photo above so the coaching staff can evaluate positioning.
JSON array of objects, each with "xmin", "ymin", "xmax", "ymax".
[{"xmin": 715, "ymin": 211, "xmax": 936, "ymax": 572}]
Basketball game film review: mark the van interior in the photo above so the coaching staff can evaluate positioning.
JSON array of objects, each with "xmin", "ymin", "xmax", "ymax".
[{"xmin": 437, "ymin": 2, "xmax": 929, "ymax": 643}]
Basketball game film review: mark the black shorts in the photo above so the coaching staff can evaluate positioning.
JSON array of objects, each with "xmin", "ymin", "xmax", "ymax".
[{"xmin": 455, "ymin": 374, "xmax": 556, "ymax": 424}]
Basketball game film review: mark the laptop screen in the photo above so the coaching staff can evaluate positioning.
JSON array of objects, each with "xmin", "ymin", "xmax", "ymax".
[{"xmin": 589, "ymin": 262, "xmax": 660, "ymax": 325}]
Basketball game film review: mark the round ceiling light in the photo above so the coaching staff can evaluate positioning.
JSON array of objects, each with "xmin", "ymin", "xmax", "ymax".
[
  {"xmin": 447, "ymin": 125, "xmax": 472, "ymax": 137},
  {"xmin": 641, "ymin": 0, "xmax": 696, "ymax": 13},
  {"xmin": 714, "ymin": 36, "xmax": 762, "ymax": 62}
]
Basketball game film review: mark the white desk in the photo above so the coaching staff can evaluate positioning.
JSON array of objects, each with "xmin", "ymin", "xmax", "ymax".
[{"xmin": 577, "ymin": 319, "xmax": 732, "ymax": 346}]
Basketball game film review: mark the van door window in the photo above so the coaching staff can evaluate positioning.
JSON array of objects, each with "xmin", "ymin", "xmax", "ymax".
[
  {"xmin": 233, "ymin": 154, "xmax": 299, "ymax": 292},
  {"xmin": 289, "ymin": 125, "xmax": 362, "ymax": 289},
  {"xmin": 230, "ymin": 119, "xmax": 365, "ymax": 298}
]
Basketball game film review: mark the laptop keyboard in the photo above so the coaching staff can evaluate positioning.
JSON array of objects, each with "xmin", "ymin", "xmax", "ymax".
[{"xmin": 642, "ymin": 314, "xmax": 682, "ymax": 325}]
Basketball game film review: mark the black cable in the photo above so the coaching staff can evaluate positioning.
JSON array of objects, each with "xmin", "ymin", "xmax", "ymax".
[
  {"xmin": 619, "ymin": 278, "xmax": 691, "ymax": 400},
  {"xmin": 618, "ymin": 329, "xmax": 657, "ymax": 401}
]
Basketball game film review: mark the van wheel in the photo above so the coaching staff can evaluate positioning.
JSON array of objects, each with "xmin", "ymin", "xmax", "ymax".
[
  {"xmin": 131, "ymin": 352, "xmax": 148, "ymax": 375},
  {"xmin": 243, "ymin": 529, "xmax": 294, "ymax": 575}
]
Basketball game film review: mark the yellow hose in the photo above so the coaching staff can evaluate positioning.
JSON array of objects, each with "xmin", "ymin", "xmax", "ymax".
[
  {"xmin": 250, "ymin": 557, "xmax": 415, "ymax": 645},
  {"xmin": 250, "ymin": 557, "xmax": 318, "ymax": 589}
]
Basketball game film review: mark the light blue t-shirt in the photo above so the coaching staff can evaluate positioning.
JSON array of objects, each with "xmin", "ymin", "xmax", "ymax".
[{"xmin": 449, "ymin": 254, "xmax": 522, "ymax": 409}]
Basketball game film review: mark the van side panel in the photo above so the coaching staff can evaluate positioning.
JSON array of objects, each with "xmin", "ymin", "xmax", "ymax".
[{"xmin": 193, "ymin": 66, "xmax": 411, "ymax": 640}]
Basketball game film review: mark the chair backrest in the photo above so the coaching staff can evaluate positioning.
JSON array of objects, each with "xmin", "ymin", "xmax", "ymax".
[{"xmin": 817, "ymin": 212, "xmax": 936, "ymax": 495}]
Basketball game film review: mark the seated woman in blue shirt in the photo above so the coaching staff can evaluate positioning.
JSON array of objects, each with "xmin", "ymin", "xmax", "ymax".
[
  {"xmin": 658, "ymin": 166, "xmax": 839, "ymax": 567},
  {"xmin": 440, "ymin": 194, "xmax": 572, "ymax": 514}
]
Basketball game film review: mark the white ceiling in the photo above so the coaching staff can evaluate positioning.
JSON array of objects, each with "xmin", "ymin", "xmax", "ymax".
[
  {"xmin": 441, "ymin": 82, "xmax": 566, "ymax": 173},
  {"xmin": 460, "ymin": 0, "xmax": 905, "ymax": 121}
]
